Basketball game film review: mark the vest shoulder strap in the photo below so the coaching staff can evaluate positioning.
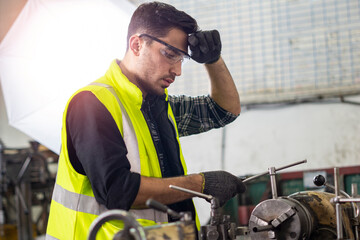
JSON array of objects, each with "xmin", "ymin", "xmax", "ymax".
[{"xmin": 88, "ymin": 82, "xmax": 140, "ymax": 173}]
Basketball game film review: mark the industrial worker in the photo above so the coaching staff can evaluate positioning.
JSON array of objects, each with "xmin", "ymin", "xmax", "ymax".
[{"xmin": 46, "ymin": 1, "xmax": 246, "ymax": 239}]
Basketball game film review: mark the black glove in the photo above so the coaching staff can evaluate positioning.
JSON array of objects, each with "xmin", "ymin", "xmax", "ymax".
[
  {"xmin": 201, "ymin": 171, "xmax": 246, "ymax": 207},
  {"xmin": 188, "ymin": 30, "xmax": 222, "ymax": 64}
]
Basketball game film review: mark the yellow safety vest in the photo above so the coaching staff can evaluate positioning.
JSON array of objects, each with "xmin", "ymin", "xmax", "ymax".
[{"xmin": 46, "ymin": 60, "xmax": 199, "ymax": 239}]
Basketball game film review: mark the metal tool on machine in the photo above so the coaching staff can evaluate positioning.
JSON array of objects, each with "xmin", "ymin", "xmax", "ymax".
[
  {"xmin": 314, "ymin": 169, "xmax": 360, "ymax": 240},
  {"xmin": 246, "ymin": 159, "xmax": 315, "ymax": 239},
  {"xmin": 88, "ymin": 209, "xmax": 147, "ymax": 240},
  {"xmin": 87, "ymin": 198, "xmax": 197, "ymax": 240},
  {"xmin": 87, "ymin": 185, "xmax": 240, "ymax": 240},
  {"xmin": 248, "ymin": 160, "xmax": 360, "ymax": 240},
  {"xmin": 169, "ymin": 185, "xmax": 239, "ymax": 240}
]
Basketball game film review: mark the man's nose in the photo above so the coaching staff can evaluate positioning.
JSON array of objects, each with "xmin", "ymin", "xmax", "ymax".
[{"xmin": 170, "ymin": 61, "xmax": 182, "ymax": 77}]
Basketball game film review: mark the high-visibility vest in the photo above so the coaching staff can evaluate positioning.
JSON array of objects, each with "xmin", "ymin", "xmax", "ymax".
[{"xmin": 46, "ymin": 60, "xmax": 198, "ymax": 239}]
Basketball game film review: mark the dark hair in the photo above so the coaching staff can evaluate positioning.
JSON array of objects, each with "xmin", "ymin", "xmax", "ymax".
[{"xmin": 126, "ymin": 1, "xmax": 198, "ymax": 49}]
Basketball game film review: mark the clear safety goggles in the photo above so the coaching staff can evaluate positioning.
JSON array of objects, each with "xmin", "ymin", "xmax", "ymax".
[{"xmin": 139, "ymin": 33, "xmax": 190, "ymax": 65}]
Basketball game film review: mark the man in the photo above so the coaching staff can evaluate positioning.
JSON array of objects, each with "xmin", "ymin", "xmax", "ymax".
[{"xmin": 46, "ymin": 2, "xmax": 245, "ymax": 239}]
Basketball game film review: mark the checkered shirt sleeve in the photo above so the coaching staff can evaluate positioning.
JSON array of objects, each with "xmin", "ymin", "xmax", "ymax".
[{"xmin": 168, "ymin": 95, "xmax": 239, "ymax": 137}]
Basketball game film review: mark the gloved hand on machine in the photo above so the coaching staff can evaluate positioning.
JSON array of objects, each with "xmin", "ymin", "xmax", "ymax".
[
  {"xmin": 200, "ymin": 171, "xmax": 246, "ymax": 207},
  {"xmin": 188, "ymin": 30, "xmax": 222, "ymax": 64}
]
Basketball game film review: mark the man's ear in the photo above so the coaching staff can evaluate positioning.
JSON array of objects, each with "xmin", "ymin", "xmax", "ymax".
[{"xmin": 129, "ymin": 35, "xmax": 142, "ymax": 56}]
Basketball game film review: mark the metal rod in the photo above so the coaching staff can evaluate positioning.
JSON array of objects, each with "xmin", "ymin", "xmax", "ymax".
[
  {"xmin": 16, "ymin": 155, "xmax": 31, "ymax": 183},
  {"xmin": 252, "ymin": 225, "xmax": 274, "ymax": 232},
  {"xmin": 275, "ymin": 159, "xmax": 307, "ymax": 172},
  {"xmin": 325, "ymin": 182, "xmax": 351, "ymax": 198},
  {"xmin": 336, "ymin": 203, "xmax": 343, "ymax": 240},
  {"xmin": 243, "ymin": 159, "xmax": 307, "ymax": 183},
  {"xmin": 169, "ymin": 185, "xmax": 213, "ymax": 201},
  {"xmin": 15, "ymin": 186, "xmax": 29, "ymax": 214},
  {"xmin": 220, "ymin": 127, "xmax": 226, "ymax": 170},
  {"xmin": 327, "ymin": 182, "xmax": 359, "ymax": 240},
  {"xmin": 352, "ymin": 183, "xmax": 360, "ymax": 240},
  {"xmin": 334, "ymin": 167, "xmax": 343, "ymax": 240},
  {"xmin": 333, "ymin": 198, "xmax": 360, "ymax": 203},
  {"xmin": 352, "ymin": 183, "xmax": 358, "ymax": 197},
  {"xmin": 269, "ymin": 167, "xmax": 278, "ymax": 199}
]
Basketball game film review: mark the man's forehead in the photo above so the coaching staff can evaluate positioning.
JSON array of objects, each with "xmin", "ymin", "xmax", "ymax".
[{"xmin": 163, "ymin": 28, "xmax": 189, "ymax": 52}]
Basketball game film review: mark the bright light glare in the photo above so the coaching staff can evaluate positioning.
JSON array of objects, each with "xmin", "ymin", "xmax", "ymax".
[{"xmin": 0, "ymin": 0, "xmax": 135, "ymax": 153}]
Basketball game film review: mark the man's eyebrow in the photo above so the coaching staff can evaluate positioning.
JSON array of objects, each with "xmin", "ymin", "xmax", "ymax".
[{"xmin": 166, "ymin": 46, "xmax": 182, "ymax": 55}]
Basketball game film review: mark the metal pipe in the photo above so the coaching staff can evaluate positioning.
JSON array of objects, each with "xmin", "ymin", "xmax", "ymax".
[
  {"xmin": 16, "ymin": 155, "xmax": 31, "ymax": 183},
  {"xmin": 220, "ymin": 127, "xmax": 226, "ymax": 170},
  {"xmin": 353, "ymin": 183, "xmax": 360, "ymax": 240},
  {"xmin": 252, "ymin": 225, "xmax": 274, "ymax": 232},
  {"xmin": 332, "ymin": 198, "xmax": 360, "ymax": 203},
  {"xmin": 352, "ymin": 183, "xmax": 360, "ymax": 240},
  {"xmin": 352, "ymin": 183, "xmax": 359, "ymax": 197},
  {"xmin": 243, "ymin": 159, "xmax": 307, "ymax": 183},
  {"xmin": 334, "ymin": 168, "xmax": 343, "ymax": 240},
  {"xmin": 169, "ymin": 185, "xmax": 213, "ymax": 201},
  {"xmin": 269, "ymin": 167, "xmax": 278, "ymax": 199}
]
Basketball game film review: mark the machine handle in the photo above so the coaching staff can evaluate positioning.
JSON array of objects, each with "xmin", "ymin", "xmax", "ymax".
[
  {"xmin": 169, "ymin": 185, "xmax": 213, "ymax": 201},
  {"xmin": 243, "ymin": 159, "xmax": 307, "ymax": 183},
  {"xmin": 146, "ymin": 199, "xmax": 181, "ymax": 219}
]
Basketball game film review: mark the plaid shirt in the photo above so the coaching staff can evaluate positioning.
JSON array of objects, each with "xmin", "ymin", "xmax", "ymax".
[{"xmin": 169, "ymin": 94, "xmax": 239, "ymax": 137}]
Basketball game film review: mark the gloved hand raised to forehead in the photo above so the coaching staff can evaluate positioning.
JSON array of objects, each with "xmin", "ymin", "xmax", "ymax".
[
  {"xmin": 188, "ymin": 30, "xmax": 222, "ymax": 64},
  {"xmin": 201, "ymin": 171, "xmax": 246, "ymax": 207}
]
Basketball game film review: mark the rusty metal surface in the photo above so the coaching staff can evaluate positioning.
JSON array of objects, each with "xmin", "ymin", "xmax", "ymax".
[
  {"xmin": 145, "ymin": 221, "xmax": 196, "ymax": 240},
  {"xmin": 291, "ymin": 192, "xmax": 336, "ymax": 227},
  {"xmin": 290, "ymin": 191, "xmax": 355, "ymax": 239}
]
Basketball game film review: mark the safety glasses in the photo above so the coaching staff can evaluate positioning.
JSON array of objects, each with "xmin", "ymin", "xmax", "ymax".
[{"xmin": 139, "ymin": 33, "xmax": 190, "ymax": 64}]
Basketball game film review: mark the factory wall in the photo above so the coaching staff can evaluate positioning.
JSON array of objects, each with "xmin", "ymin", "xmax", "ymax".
[{"xmin": 180, "ymin": 96, "xmax": 360, "ymax": 177}]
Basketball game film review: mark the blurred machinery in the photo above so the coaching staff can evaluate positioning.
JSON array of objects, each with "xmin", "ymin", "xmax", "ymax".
[
  {"xmin": 87, "ymin": 160, "xmax": 360, "ymax": 240},
  {"xmin": 0, "ymin": 140, "xmax": 57, "ymax": 240}
]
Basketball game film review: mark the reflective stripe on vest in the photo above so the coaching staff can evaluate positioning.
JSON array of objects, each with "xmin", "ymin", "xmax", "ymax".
[
  {"xmin": 51, "ymin": 182, "xmax": 168, "ymax": 224},
  {"xmin": 45, "ymin": 233, "xmax": 59, "ymax": 240},
  {"xmin": 52, "ymin": 183, "xmax": 107, "ymax": 215}
]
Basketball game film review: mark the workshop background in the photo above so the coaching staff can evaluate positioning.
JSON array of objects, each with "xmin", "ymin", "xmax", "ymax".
[{"xmin": 1, "ymin": 0, "xmax": 360, "ymax": 239}]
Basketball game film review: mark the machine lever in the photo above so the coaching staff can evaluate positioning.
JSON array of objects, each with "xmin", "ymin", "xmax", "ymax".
[
  {"xmin": 252, "ymin": 225, "xmax": 274, "ymax": 233},
  {"xmin": 146, "ymin": 199, "xmax": 181, "ymax": 219},
  {"xmin": 169, "ymin": 185, "xmax": 213, "ymax": 201},
  {"xmin": 243, "ymin": 159, "xmax": 307, "ymax": 183},
  {"xmin": 313, "ymin": 175, "xmax": 353, "ymax": 198}
]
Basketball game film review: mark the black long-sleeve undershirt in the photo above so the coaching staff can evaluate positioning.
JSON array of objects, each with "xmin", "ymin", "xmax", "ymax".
[{"xmin": 66, "ymin": 91, "xmax": 140, "ymax": 210}]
